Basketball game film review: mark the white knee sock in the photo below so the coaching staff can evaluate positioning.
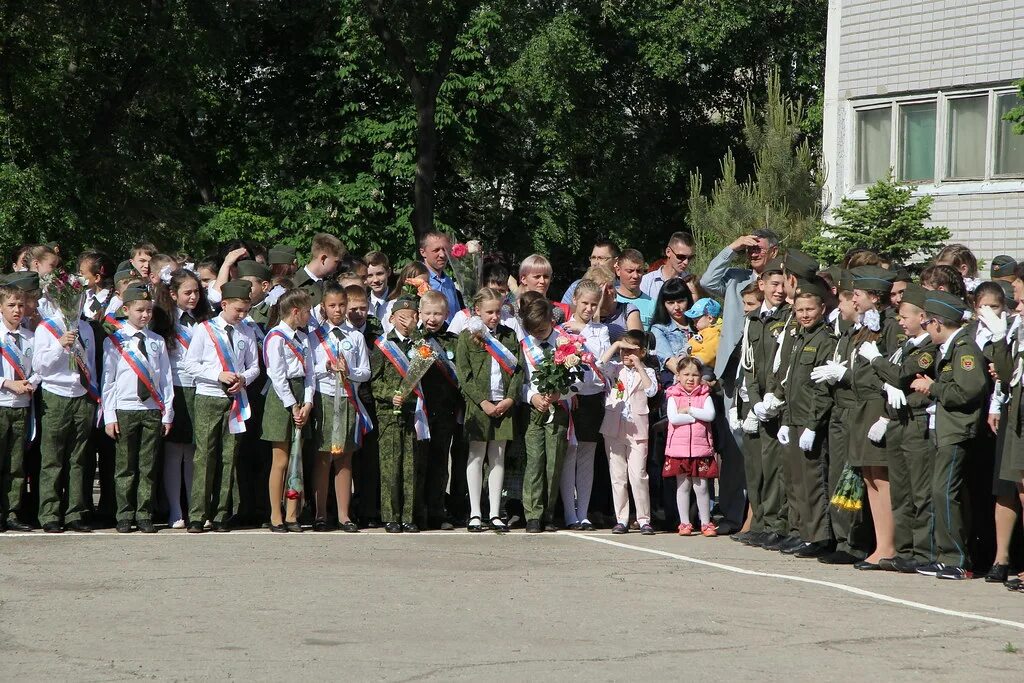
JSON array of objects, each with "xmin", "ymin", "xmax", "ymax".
[
  {"xmin": 467, "ymin": 441, "xmax": 486, "ymax": 521},
  {"xmin": 693, "ymin": 478, "xmax": 711, "ymax": 526},
  {"xmin": 486, "ymin": 441, "xmax": 506, "ymax": 520},
  {"xmin": 676, "ymin": 475, "xmax": 693, "ymax": 525},
  {"xmin": 560, "ymin": 444, "xmax": 580, "ymax": 524}
]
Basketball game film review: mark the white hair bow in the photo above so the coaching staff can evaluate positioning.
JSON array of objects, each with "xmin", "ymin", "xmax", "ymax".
[
  {"xmin": 159, "ymin": 265, "xmax": 173, "ymax": 285},
  {"xmin": 265, "ymin": 284, "xmax": 286, "ymax": 307}
]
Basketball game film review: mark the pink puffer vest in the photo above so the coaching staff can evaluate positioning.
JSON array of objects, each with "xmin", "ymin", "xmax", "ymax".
[{"xmin": 664, "ymin": 384, "xmax": 714, "ymax": 458}]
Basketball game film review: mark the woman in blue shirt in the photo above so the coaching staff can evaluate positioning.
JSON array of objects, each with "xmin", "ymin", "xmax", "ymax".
[{"xmin": 650, "ymin": 278, "xmax": 696, "ymax": 386}]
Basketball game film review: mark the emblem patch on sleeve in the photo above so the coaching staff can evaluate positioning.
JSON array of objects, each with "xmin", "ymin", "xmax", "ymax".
[{"xmin": 960, "ymin": 355, "xmax": 976, "ymax": 371}]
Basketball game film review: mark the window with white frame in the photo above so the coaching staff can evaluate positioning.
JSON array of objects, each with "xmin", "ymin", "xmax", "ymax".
[{"xmin": 851, "ymin": 86, "xmax": 1024, "ymax": 187}]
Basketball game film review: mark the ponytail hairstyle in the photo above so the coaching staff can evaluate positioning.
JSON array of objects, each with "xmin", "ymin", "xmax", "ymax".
[
  {"xmin": 152, "ymin": 268, "xmax": 213, "ymax": 345},
  {"xmin": 919, "ymin": 264, "xmax": 967, "ymax": 300},
  {"xmin": 78, "ymin": 250, "xmax": 116, "ymax": 290},
  {"xmin": 267, "ymin": 285, "xmax": 311, "ymax": 329},
  {"xmin": 934, "ymin": 243, "xmax": 979, "ymax": 278},
  {"xmin": 573, "ymin": 278, "xmax": 602, "ymax": 302},
  {"xmin": 852, "ymin": 286, "xmax": 890, "ymax": 345},
  {"xmin": 28, "ymin": 243, "xmax": 59, "ymax": 271},
  {"xmin": 675, "ymin": 355, "xmax": 703, "ymax": 375},
  {"xmin": 470, "ymin": 286, "xmax": 504, "ymax": 347}
]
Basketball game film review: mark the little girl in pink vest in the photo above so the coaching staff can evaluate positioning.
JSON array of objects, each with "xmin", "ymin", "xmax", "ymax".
[{"xmin": 663, "ymin": 357, "xmax": 718, "ymax": 537}]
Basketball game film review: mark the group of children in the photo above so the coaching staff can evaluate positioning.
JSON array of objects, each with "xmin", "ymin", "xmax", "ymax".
[{"xmin": 1, "ymin": 234, "xmax": 1022, "ymax": 589}]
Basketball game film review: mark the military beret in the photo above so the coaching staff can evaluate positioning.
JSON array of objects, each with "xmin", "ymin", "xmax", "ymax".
[
  {"xmin": 391, "ymin": 297, "xmax": 419, "ymax": 315},
  {"xmin": 795, "ymin": 278, "xmax": 828, "ymax": 301},
  {"xmin": 783, "ymin": 249, "xmax": 819, "ymax": 281},
  {"xmin": 990, "ymin": 255, "xmax": 1017, "ymax": 278},
  {"xmin": 267, "ymin": 245, "xmax": 297, "ymax": 265},
  {"xmin": 762, "ymin": 257, "xmax": 785, "ymax": 275},
  {"xmin": 851, "ymin": 265, "xmax": 894, "ymax": 293},
  {"xmin": 900, "ymin": 282, "xmax": 928, "ymax": 310},
  {"xmin": 121, "ymin": 284, "xmax": 152, "ymax": 303},
  {"xmin": 221, "ymin": 280, "xmax": 253, "ymax": 300},
  {"xmin": 924, "ymin": 290, "xmax": 969, "ymax": 320},
  {"xmin": 236, "ymin": 260, "xmax": 272, "ymax": 281},
  {"xmin": 2, "ymin": 271, "xmax": 40, "ymax": 292}
]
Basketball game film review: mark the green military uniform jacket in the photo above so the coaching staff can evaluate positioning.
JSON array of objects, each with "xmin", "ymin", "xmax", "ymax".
[
  {"xmin": 455, "ymin": 325, "xmax": 525, "ymax": 442},
  {"xmin": 368, "ymin": 331, "xmax": 415, "ymax": 418},
  {"xmin": 740, "ymin": 303, "xmax": 790, "ymax": 414},
  {"xmin": 834, "ymin": 310, "xmax": 906, "ymax": 403},
  {"xmin": 420, "ymin": 328, "xmax": 462, "ymax": 420},
  {"xmin": 868, "ymin": 333, "xmax": 938, "ymax": 417},
  {"xmin": 780, "ymin": 319, "xmax": 838, "ymax": 432},
  {"xmin": 930, "ymin": 328, "xmax": 987, "ymax": 447}
]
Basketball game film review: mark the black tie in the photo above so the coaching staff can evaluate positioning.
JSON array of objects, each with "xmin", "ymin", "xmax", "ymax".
[
  {"xmin": 135, "ymin": 332, "xmax": 151, "ymax": 401},
  {"xmin": 225, "ymin": 324, "xmax": 235, "ymax": 348},
  {"xmin": 181, "ymin": 312, "xmax": 196, "ymax": 326},
  {"xmin": 760, "ymin": 311, "xmax": 771, "ymax": 323},
  {"xmin": 540, "ymin": 341, "xmax": 551, "ymax": 350},
  {"xmin": 10, "ymin": 332, "xmax": 21, "ymax": 351}
]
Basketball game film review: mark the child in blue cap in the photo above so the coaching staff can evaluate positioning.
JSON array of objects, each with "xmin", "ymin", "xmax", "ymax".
[{"xmin": 685, "ymin": 298, "xmax": 723, "ymax": 370}]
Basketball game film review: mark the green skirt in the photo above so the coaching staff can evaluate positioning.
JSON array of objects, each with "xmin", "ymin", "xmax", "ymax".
[
  {"xmin": 261, "ymin": 377, "xmax": 310, "ymax": 443},
  {"xmin": 312, "ymin": 390, "xmax": 356, "ymax": 454},
  {"xmin": 166, "ymin": 385, "xmax": 196, "ymax": 444},
  {"xmin": 847, "ymin": 398, "xmax": 889, "ymax": 468}
]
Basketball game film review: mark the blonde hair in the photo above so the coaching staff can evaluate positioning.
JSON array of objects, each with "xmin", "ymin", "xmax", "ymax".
[
  {"xmin": 311, "ymin": 232, "xmax": 346, "ymax": 259},
  {"xmin": 583, "ymin": 264, "xmax": 615, "ymax": 287},
  {"xmin": 420, "ymin": 289, "xmax": 448, "ymax": 312},
  {"xmin": 573, "ymin": 278, "xmax": 602, "ymax": 300},
  {"xmin": 472, "ymin": 286, "xmax": 503, "ymax": 309},
  {"xmin": 518, "ymin": 254, "xmax": 552, "ymax": 279}
]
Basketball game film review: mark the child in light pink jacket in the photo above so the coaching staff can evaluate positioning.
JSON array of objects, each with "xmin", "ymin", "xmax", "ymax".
[
  {"xmin": 599, "ymin": 330, "xmax": 658, "ymax": 535},
  {"xmin": 663, "ymin": 357, "xmax": 718, "ymax": 537}
]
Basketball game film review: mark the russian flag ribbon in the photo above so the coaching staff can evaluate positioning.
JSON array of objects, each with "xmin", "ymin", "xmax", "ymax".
[
  {"xmin": 375, "ymin": 338, "xmax": 430, "ymax": 441},
  {"xmin": 202, "ymin": 321, "xmax": 250, "ymax": 434},
  {"xmin": 312, "ymin": 326, "xmax": 373, "ymax": 446},
  {"xmin": 108, "ymin": 331, "xmax": 166, "ymax": 414}
]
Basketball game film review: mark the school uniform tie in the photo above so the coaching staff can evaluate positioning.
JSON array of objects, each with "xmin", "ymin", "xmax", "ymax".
[
  {"xmin": 135, "ymin": 332, "xmax": 151, "ymax": 401},
  {"xmin": 10, "ymin": 331, "xmax": 21, "ymax": 351},
  {"xmin": 225, "ymin": 324, "xmax": 235, "ymax": 348},
  {"xmin": 180, "ymin": 312, "xmax": 196, "ymax": 326}
]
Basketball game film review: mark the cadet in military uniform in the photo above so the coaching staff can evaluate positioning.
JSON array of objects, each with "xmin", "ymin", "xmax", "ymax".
[
  {"xmin": 101, "ymin": 284, "xmax": 175, "ymax": 533},
  {"xmin": 911, "ymin": 290, "xmax": 989, "ymax": 580},
  {"xmin": 860, "ymin": 283, "xmax": 936, "ymax": 572},
  {"xmin": 777, "ymin": 280, "xmax": 837, "ymax": 558},
  {"xmin": 369, "ymin": 297, "xmax": 423, "ymax": 532}
]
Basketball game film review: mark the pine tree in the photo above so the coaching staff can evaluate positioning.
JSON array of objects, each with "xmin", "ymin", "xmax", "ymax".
[
  {"xmin": 687, "ymin": 69, "xmax": 824, "ymax": 274},
  {"xmin": 804, "ymin": 172, "xmax": 950, "ymax": 265}
]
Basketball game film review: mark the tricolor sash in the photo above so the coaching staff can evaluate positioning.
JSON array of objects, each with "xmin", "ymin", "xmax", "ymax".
[
  {"xmin": 39, "ymin": 319, "xmax": 101, "ymax": 405},
  {"xmin": 312, "ymin": 326, "xmax": 373, "ymax": 446},
  {"xmin": 480, "ymin": 329, "xmax": 518, "ymax": 375},
  {"xmin": 0, "ymin": 334, "xmax": 37, "ymax": 442},
  {"xmin": 109, "ymin": 331, "xmax": 165, "ymax": 414},
  {"xmin": 521, "ymin": 335, "xmax": 576, "ymax": 440},
  {"xmin": 374, "ymin": 338, "xmax": 430, "ymax": 440},
  {"xmin": 263, "ymin": 329, "xmax": 306, "ymax": 367},
  {"xmin": 175, "ymin": 323, "xmax": 193, "ymax": 351},
  {"xmin": 103, "ymin": 312, "xmax": 124, "ymax": 332},
  {"xmin": 202, "ymin": 321, "xmax": 250, "ymax": 434}
]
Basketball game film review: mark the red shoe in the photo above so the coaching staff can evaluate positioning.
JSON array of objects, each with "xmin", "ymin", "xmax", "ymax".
[
  {"xmin": 678, "ymin": 523, "xmax": 693, "ymax": 536},
  {"xmin": 701, "ymin": 523, "xmax": 718, "ymax": 537}
]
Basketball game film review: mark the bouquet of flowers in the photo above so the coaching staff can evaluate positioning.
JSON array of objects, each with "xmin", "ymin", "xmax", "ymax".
[
  {"xmin": 401, "ymin": 276, "xmax": 430, "ymax": 300},
  {"xmin": 532, "ymin": 333, "xmax": 589, "ymax": 397},
  {"xmin": 40, "ymin": 268, "xmax": 89, "ymax": 370},
  {"xmin": 330, "ymin": 370, "xmax": 346, "ymax": 455},
  {"xmin": 449, "ymin": 239, "xmax": 482, "ymax": 302},
  {"xmin": 830, "ymin": 464, "xmax": 864, "ymax": 512},
  {"xmin": 285, "ymin": 421, "xmax": 304, "ymax": 500},
  {"xmin": 393, "ymin": 340, "xmax": 438, "ymax": 415}
]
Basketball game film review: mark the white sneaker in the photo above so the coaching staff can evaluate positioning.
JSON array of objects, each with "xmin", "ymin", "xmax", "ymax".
[
  {"xmin": 171, "ymin": 519, "xmax": 186, "ymax": 529},
  {"xmin": 203, "ymin": 520, "xmax": 213, "ymax": 530}
]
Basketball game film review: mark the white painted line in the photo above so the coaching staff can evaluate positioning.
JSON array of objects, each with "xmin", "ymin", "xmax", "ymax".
[
  {"xmin": 0, "ymin": 530, "xmax": 558, "ymax": 538},
  {"xmin": 565, "ymin": 532, "xmax": 1024, "ymax": 632}
]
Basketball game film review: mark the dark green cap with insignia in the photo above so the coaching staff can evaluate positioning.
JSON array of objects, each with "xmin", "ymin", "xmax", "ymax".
[
  {"xmin": 851, "ymin": 265, "xmax": 894, "ymax": 293},
  {"xmin": 114, "ymin": 264, "xmax": 140, "ymax": 283},
  {"xmin": 762, "ymin": 257, "xmax": 785, "ymax": 275},
  {"xmin": 991, "ymin": 255, "xmax": 1017, "ymax": 278},
  {"xmin": 795, "ymin": 278, "xmax": 828, "ymax": 301},
  {"xmin": 924, "ymin": 290, "xmax": 968, "ymax": 321},
  {"xmin": 900, "ymin": 282, "xmax": 928, "ymax": 310},
  {"xmin": 391, "ymin": 297, "xmax": 419, "ymax": 315},
  {"xmin": 783, "ymin": 249, "xmax": 819, "ymax": 281},
  {"xmin": 237, "ymin": 259, "xmax": 272, "ymax": 281},
  {"xmin": 835, "ymin": 269, "xmax": 855, "ymax": 293},
  {"xmin": 122, "ymin": 283, "xmax": 152, "ymax": 303},
  {"xmin": 2, "ymin": 271, "xmax": 40, "ymax": 292},
  {"xmin": 221, "ymin": 280, "xmax": 253, "ymax": 301},
  {"xmin": 268, "ymin": 245, "xmax": 297, "ymax": 265}
]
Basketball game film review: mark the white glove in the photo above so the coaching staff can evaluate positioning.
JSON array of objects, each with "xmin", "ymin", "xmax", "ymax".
[
  {"xmin": 978, "ymin": 307, "xmax": 1008, "ymax": 341},
  {"xmin": 752, "ymin": 401, "xmax": 770, "ymax": 421},
  {"xmin": 742, "ymin": 412, "xmax": 760, "ymax": 434},
  {"xmin": 882, "ymin": 382, "xmax": 907, "ymax": 410},
  {"xmin": 798, "ymin": 428, "xmax": 815, "ymax": 451},
  {"xmin": 762, "ymin": 393, "xmax": 785, "ymax": 415},
  {"xmin": 858, "ymin": 341, "xmax": 881, "ymax": 362},
  {"xmin": 862, "ymin": 309, "xmax": 881, "ymax": 332},
  {"xmin": 810, "ymin": 360, "xmax": 847, "ymax": 384},
  {"xmin": 777, "ymin": 425, "xmax": 791, "ymax": 446},
  {"xmin": 728, "ymin": 406, "xmax": 741, "ymax": 431},
  {"xmin": 867, "ymin": 417, "xmax": 890, "ymax": 443}
]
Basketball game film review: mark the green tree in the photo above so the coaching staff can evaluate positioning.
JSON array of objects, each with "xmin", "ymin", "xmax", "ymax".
[
  {"xmin": 687, "ymin": 70, "xmax": 824, "ymax": 274},
  {"xmin": 804, "ymin": 172, "xmax": 951, "ymax": 266}
]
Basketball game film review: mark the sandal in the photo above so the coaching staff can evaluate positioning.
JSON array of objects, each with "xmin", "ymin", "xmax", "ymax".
[
  {"xmin": 489, "ymin": 516, "xmax": 508, "ymax": 533},
  {"xmin": 467, "ymin": 515, "xmax": 484, "ymax": 533}
]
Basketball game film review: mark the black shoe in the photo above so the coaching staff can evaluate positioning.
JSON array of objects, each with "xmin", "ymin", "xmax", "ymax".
[
  {"xmin": 489, "ymin": 517, "xmax": 508, "ymax": 533},
  {"xmin": 794, "ymin": 540, "xmax": 834, "ymax": 559},
  {"xmin": 269, "ymin": 523, "xmax": 288, "ymax": 533},
  {"xmin": 366, "ymin": 518, "xmax": 382, "ymax": 529},
  {"xmin": 579, "ymin": 521, "xmax": 594, "ymax": 531},
  {"xmin": 313, "ymin": 520, "xmax": 330, "ymax": 532},
  {"xmin": 402, "ymin": 523, "xmax": 419, "ymax": 533},
  {"xmin": 439, "ymin": 521, "xmax": 454, "ymax": 531},
  {"xmin": 916, "ymin": 561, "xmax": 944, "ymax": 577},
  {"xmin": 339, "ymin": 521, "xmax": 359, "ymax": 533},
  {"xmin": 116, "ymin": 521, "xmax": 134, "ymax": 533},
  {"xmin": 854, "ymin": 559, "xmax": 883, "ymax": 571},
  {"xmin": 186, "ymin": 522, "xmax": 205, "ymax": 533},
  {"xmin": 211, "ymin": 520, "xmax": 231, "ymax": 533},
  {"xmin": 66, "ymin": 519, "xmax": 92, "ymax": 533},
  {"xmin": 136, "ymin": 519, "xmax": 157, "ymax": 534},
  {"xmin": 640, "ymin": 524, "xmax": 655, "ymax": 535},
  {"xmin": 889, "ymin": 557, "xmax": 920, "ymax": 574},
  {"xmin": 467, "ymin": 516, "xmax": 485, "ymax": 532},
  {"xmin": 818, "ymin": 550, "xmax": 860, "ymax": 565},
  {"xmin": 611, "ymin": 523, "xmax": 628, "ymax": 534},
  {"xmin": 42, "ymin": 521, "xmax": 63, "ymax": 534},
  {"xmin": 543, "ymin": 523, "xmax": 558, "ymax": 533},
  {"xmin": 525, "ymin": 519, "xmax": 542, "ymax": 534},
  {"xmin": 985, "ymin": 563, "xmax": 1010, "ymax": 584},
  {"xmin": 285, "ymin": 521, "xmax": 303, "ymax": 533},
  {"xmin": 384, "ymin": 522, "xmax": 402, "ymax": 533},
  {"xmin": 566, "ymin": 522, "xmax": 581, "ymax": 530},
  {"xmin": 731, "ymin": 531, "xmax": 752, "ymax": 543},
  {"xmin": 743, "ymin": 531, "xmax": 769, "ymax": 546},
  {"xmin": 714, "ymin": 521, "xmax": 738, "ymax": 536},
  {"xmin": 779, "ymin": 537, "xmax": 807, "ymax": 554},
  {"xmin": 5, "ymin": 516, "xmax": 32, "ymax": 532},
  {"xmin": 761, "ymin": 533, "xmax": 789, "ymax": 551},
  {"xmin": 936, "ymin": 565, "xmax": 972, "ymax": 580}
]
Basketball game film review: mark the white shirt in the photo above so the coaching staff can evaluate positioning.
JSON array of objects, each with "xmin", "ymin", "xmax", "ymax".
[
  {"xmin": 83, "ymin": 288, "xmax": 110, "ymax": 320},
  {"xmin": 369, "ymin": 288, "xmax": 390, "ymax": 322},
  {"xmin": 449, "ymin": 308, "xmax": 517, "ymax": 336},
  {"xmin": 170, "ymin": 308, "xmax": 199, "ymax": 387},
  {"xmin": 104, "ymin": 294, "xmax": 124, "ymax": 317},
  {"xmin": 264, "ymin": 321, "xmax": 314, "ymax": 408},
  {"xmin": 181, "ymin": 315, "xmax": 260, "ymax": 399},
  {"xmin": 521, "ymin": 329, "xmax": 560, "ymax": 403},
  {"xmin": 0, "ymin": 324, "xmax": 40, "ymax": 408},
  {"xmin": 667, "ymin": 391, "xmax": 717, "ymax": 425},
  {"xmin": 380, "ymin": 300, "xmax": 397, "ymax": 334},
  {"xmin": 640, "ymin": 267, "xmax": 683, "ymax": 301},
  {"xmin": 570, "ymin": 320, "xmax": 611, "ymax": 396},
  {"xmin": 37, "ymin": 296, "xmax": 59, "ymax": 323},
  {"xmin": 312, "ymin": 322, "xmax": 370, "ymax": 398},
  {"xmin": 32, "ymin": 313, "xmax": 98, "ymax": 398},
  {"xmin": 101, "ymin": 322, "xmax": 174, "ymax": 425}
]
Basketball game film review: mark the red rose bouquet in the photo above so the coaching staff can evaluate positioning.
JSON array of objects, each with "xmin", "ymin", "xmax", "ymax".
[
  {"xmin": 532, "ymin": 333, "xmax": 587, "ymax": 397},
  {"xmin": 449, "ymin": 239, "xmax": 482, "ymax": 303}
]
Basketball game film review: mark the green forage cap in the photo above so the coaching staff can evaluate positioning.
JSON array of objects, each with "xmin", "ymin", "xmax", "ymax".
[
  {"xmin": 237, "ymin": 259, "xmax": 271, "ymax": 281},
  {"xmin": 900, "ymin": 283, "xmax": 928, "ymax": 310},
  {"xmin": 795, "ymin": 278, "xmax": 827, "ymax": 300},
  {"xmin": 924, "ymin": 290, "xmax": 968, "ymax": 319},
  {"xmin": 221, "ymin": 280, "xmax": 253, "ymax": 300},
  {"xmin": 851, "ymin": 265, "xmax": 894, "ymax": 293},
  {"xmin": 783, "ymin": 249, "xmax": 819, "ymax": 281},
  {"xmin": 391, "ymin": 297, "xmax": 419, "ymax": 315},
  {"xmin": 835, "ymin": 269, "xmax": 855, "ymax": 293},
  {"xmin": 991, "ymin": 255, "xmax": 1017, "ymax": 278},
  {"xmin": 762, "ymin": 257, "xmax": 785, "ymax": 275},
  {"xmin": 2, "ymin": 271, "xmax": 40, "ymax": 291},
  {"xmin": 268, "ymin": 245, "xmax": 297, "ymax": 265},
  {"xmin": 121, "ymin": 283, "xmax": 152, "ymax": 303},
  {"xmin": 890, "ymin": 265, "xmax": 913, "ymax": 283},
  {"xmin": 995, "ymin": 279, "xmax": 1015, "ymax": 304}
]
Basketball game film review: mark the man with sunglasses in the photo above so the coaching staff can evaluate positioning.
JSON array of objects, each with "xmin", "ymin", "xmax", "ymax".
[{"xmin": 640, "ymin": 232, "xmax": 697, "ymax": 302}]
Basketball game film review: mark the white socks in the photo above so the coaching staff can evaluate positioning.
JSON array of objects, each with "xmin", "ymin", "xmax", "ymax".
[
  {"xmin": 163, "ymin": 442, "xmax": 195, "ymax": 524},
  {"xmin": 676, "ymin": 475, "xmax": 711, "ymax": 526},
  {"xmin": 467, "ymin": 441, "xmax": 507, "ymax": 521}
]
